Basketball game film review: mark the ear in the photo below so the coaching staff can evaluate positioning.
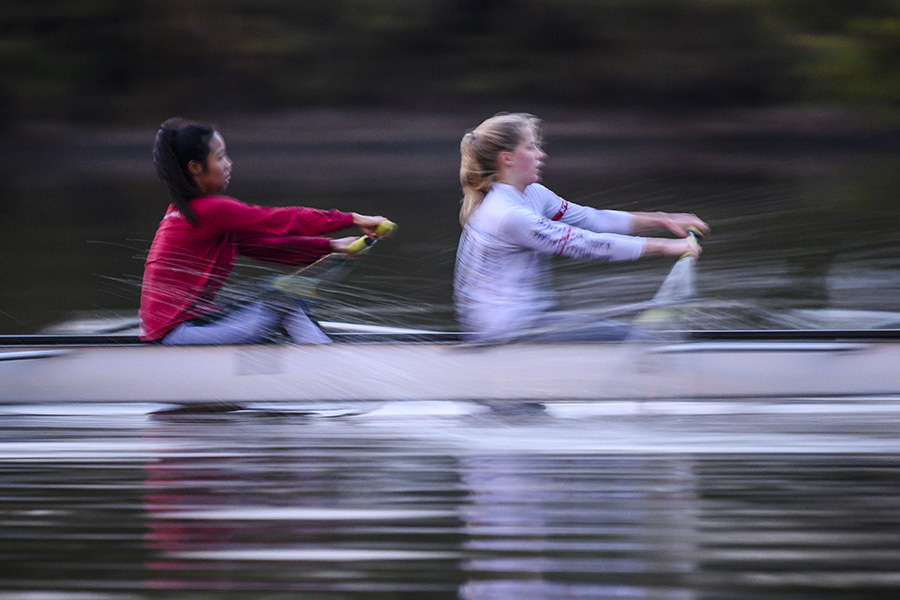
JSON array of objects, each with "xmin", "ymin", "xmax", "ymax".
[
  {"xmin": 187, "ymin": 159, "xmax": 204, "ymax": 177},
  {"xmin": 498, "ymin": 150, "xmax": 514, "ymax": 168}
]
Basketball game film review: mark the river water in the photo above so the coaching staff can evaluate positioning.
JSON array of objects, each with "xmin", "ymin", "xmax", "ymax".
[
  {"xmin": 2, "ymin": 108, "xmax": 900, "ymax": 598},
  {"xmin": 3, "ymin": 399, "xmax": 900, "ymax": 599},
  {"xmin": 3, "ymin": 107, "xmax": 900, "ymax": 334}
]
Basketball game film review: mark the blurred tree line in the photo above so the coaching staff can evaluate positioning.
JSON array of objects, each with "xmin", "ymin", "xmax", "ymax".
[{"xmin": 1, "ymin": 0, "xmax": 899, "ymax": 127}]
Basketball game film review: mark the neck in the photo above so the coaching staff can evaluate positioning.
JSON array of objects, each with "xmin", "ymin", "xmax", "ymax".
[{"xmin": 498, "ymin": 176, "xmax": 527, "ymax": 194}]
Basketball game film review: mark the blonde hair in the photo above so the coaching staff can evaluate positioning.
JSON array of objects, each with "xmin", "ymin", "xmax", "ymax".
[{"xmin": 459, "ymin": 112, "xmax": 542, "ymax": 226}]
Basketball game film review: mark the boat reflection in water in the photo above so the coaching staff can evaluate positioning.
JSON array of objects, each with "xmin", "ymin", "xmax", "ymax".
[{"xmin": 69, "ymin": 397, "xmax": 896, "ymax": 599}]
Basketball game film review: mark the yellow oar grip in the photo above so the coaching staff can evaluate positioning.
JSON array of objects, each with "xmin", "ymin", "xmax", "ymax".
[
  {"xmin": 375, "ymin": 220, "xmax": 397, "ymax": 236},
  {"xmin": 679, "ymin": 227, "xmax": 702, "ymax": 259},
  {"xmin": 346, "ymin": 220, "xmax": 398, "ymax": 255},
  {"xmin": 346, "ymin": 237, "xmax": 370, "ymax": 255}
]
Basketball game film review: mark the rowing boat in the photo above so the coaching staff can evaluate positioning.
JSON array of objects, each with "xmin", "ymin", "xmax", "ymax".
[{"xmin": 3, "ymin": 322, "xmax": 900, "ymax": 404}]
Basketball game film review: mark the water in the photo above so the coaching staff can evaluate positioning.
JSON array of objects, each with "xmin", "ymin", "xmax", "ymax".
[
  {"xmin": 3, "ymin": 108, "xmax": 900, "ymax": 598},
  {"xmin": 2, "ymin": 400, "xmax": 900, "ymax": 598},
  {"xmin": 2, "ymin": 108, "xmax": 900, "ymax": 334}
]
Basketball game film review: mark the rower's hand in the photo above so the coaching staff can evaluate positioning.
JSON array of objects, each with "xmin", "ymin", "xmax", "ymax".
[
  {"xmin": 674, "ymin": 236, "xmax": 702, "ymax": 259},
  {"xmin": 642, "ymin": 237, "xmax": 702, "ymax": 259},
  {"xmin": 352, "ymin": 213, "xmax": 396, "ymax": 239},
  {"xmin": 330, "ymin": 236, "xmax": 364, "ymax": 255},
  {"xmin": 661, "ymin": 213, "xmax": 710, "ymax": 238}
]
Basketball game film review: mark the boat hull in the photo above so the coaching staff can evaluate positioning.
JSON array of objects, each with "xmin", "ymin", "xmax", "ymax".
[{"xmin": 2, "ymin": 335, "xmax": 899, "ymax": 404}]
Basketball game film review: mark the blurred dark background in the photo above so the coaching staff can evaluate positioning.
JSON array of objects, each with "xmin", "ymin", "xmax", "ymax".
[
  {"xmin": 3, "ymin": 0, "xmax": 900, "ymax": 124},
  {"xmin": 2, "ymin": 0, "xmax": 900, "ymax": 334}
]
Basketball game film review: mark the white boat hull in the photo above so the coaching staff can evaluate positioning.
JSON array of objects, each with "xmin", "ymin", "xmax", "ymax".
[{"xmin": 2, "ymin": 335, "xmax": 900, "ymax": 404}]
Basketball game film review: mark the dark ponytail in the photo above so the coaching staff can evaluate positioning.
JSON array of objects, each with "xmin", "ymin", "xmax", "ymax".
[{"xmin": 152, "ymin": 118, "xmax": 216, "ymax": 224}]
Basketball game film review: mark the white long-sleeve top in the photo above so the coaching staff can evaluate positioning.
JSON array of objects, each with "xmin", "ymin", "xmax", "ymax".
[{"xmin": 453, "ymin": 183, "xmax": 646, "ymax": 341}]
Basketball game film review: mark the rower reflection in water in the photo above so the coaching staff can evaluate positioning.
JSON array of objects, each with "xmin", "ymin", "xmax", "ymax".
[
  {"xmin": 454, "ymin": 113, "xmax": 709, "ymax": 343},
  {"xmin": 138, "ymin": 412, "xmax": 700, "ymax": 599},
  {"xmin": 140, "ymin": 118, "xmax": 393, "ymax": 345}
]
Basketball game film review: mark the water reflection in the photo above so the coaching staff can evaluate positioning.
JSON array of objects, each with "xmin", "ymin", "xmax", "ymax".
[
  {"xmin": 141, "ymin": 414, "xmax": 466, "ymax": 596},
  {"xmin": 457, "ymin": 454, "xmax": 699, "ymax": 600},
  {"xmin": 2, "ymin": 401, "xmax": 900, "ymax": 598}
]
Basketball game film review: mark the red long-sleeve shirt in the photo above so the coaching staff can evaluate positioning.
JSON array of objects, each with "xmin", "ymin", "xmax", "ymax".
[{"xmin": 139, "ymin": 195, "xmax": 354, "ymax": 341}]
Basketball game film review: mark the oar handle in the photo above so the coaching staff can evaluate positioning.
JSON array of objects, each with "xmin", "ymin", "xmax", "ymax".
[
  {"xmin": 346, "ymin": 220, "xmax": 398, "ymax": 255},
  {"xmin": 680, "ymin": 227, "xmax": 703, "ymax": 259}
]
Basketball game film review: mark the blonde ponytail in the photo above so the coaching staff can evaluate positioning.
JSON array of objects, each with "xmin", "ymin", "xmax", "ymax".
[{"xmin": 459, "ymin": 113, "xmax": 542, "ymax": 226}]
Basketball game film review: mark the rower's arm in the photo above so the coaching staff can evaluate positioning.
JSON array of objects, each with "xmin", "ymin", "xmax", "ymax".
[
  {"xmin": 500, "ymin": 208, "xmax": 645, "ymax": 262},
  {"xmin": 627, "ymin": 211, "xmax": 710, "ymax": 237}
]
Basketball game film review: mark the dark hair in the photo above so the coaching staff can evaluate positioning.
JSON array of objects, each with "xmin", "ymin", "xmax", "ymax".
[{"xmin": 152, "ymin": 117, "xmax": 216, "ymax": 224}]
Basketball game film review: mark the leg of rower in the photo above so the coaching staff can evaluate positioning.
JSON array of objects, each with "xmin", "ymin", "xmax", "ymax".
[
  {"xmin": 162, "ymin": 301, "xmax": 280, "ymax": 345},
  {"xmin": 528, "ymin": 319, "xmax": 633, "ymax": 342},
  {"xmin": 261, "ymin": 288, "xmax": 332, "ymax": 344},
  {"xmin": 512, "ymin": 313, "xmax": 642, "ymax": 343},
  {"xmin": 283, "ymin": 307, "xmax": 333, "ymax": 344}
]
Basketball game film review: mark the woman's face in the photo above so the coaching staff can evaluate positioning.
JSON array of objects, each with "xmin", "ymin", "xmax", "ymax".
[
  {"xmin": 501, "ymin": 126, "xmax": 546, "ymax": 191},
  {"xmin": 191, "ymin": 132, "xmax": 232, "ymax": 195}
]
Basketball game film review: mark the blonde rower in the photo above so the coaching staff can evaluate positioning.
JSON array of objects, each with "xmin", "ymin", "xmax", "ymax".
[{"xmin": 454, "ymin": 112, "xmax": 709, "ymax": 342}]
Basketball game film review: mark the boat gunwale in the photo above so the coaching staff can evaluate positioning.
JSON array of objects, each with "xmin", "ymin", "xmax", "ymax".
[{"xmin": 2, "ymin": 328, "xmax": 900, "ymax": 348}]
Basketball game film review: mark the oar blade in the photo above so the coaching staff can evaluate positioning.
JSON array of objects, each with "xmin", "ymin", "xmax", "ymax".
[{"xmin": 629, "ymin": 230, "xmax": 702, "ymax": 335}]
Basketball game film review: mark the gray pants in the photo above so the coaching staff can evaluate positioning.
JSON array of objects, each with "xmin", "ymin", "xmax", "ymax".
[
  {"xmin": 470, "ymin": 313, "xmax": 649, "ymax": 344},
  {"xmin": 162, "ymin": 299, "xmax": 331, "ymax": 345}
]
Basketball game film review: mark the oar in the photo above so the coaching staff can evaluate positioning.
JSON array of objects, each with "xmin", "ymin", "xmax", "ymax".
[
  {"xmin": 269, "ymin": 220, "xmax": 397, "ymax": 301},
  {"xmin": 628, "ymin": 227, "xmax": 703, "ymax": 335}
]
